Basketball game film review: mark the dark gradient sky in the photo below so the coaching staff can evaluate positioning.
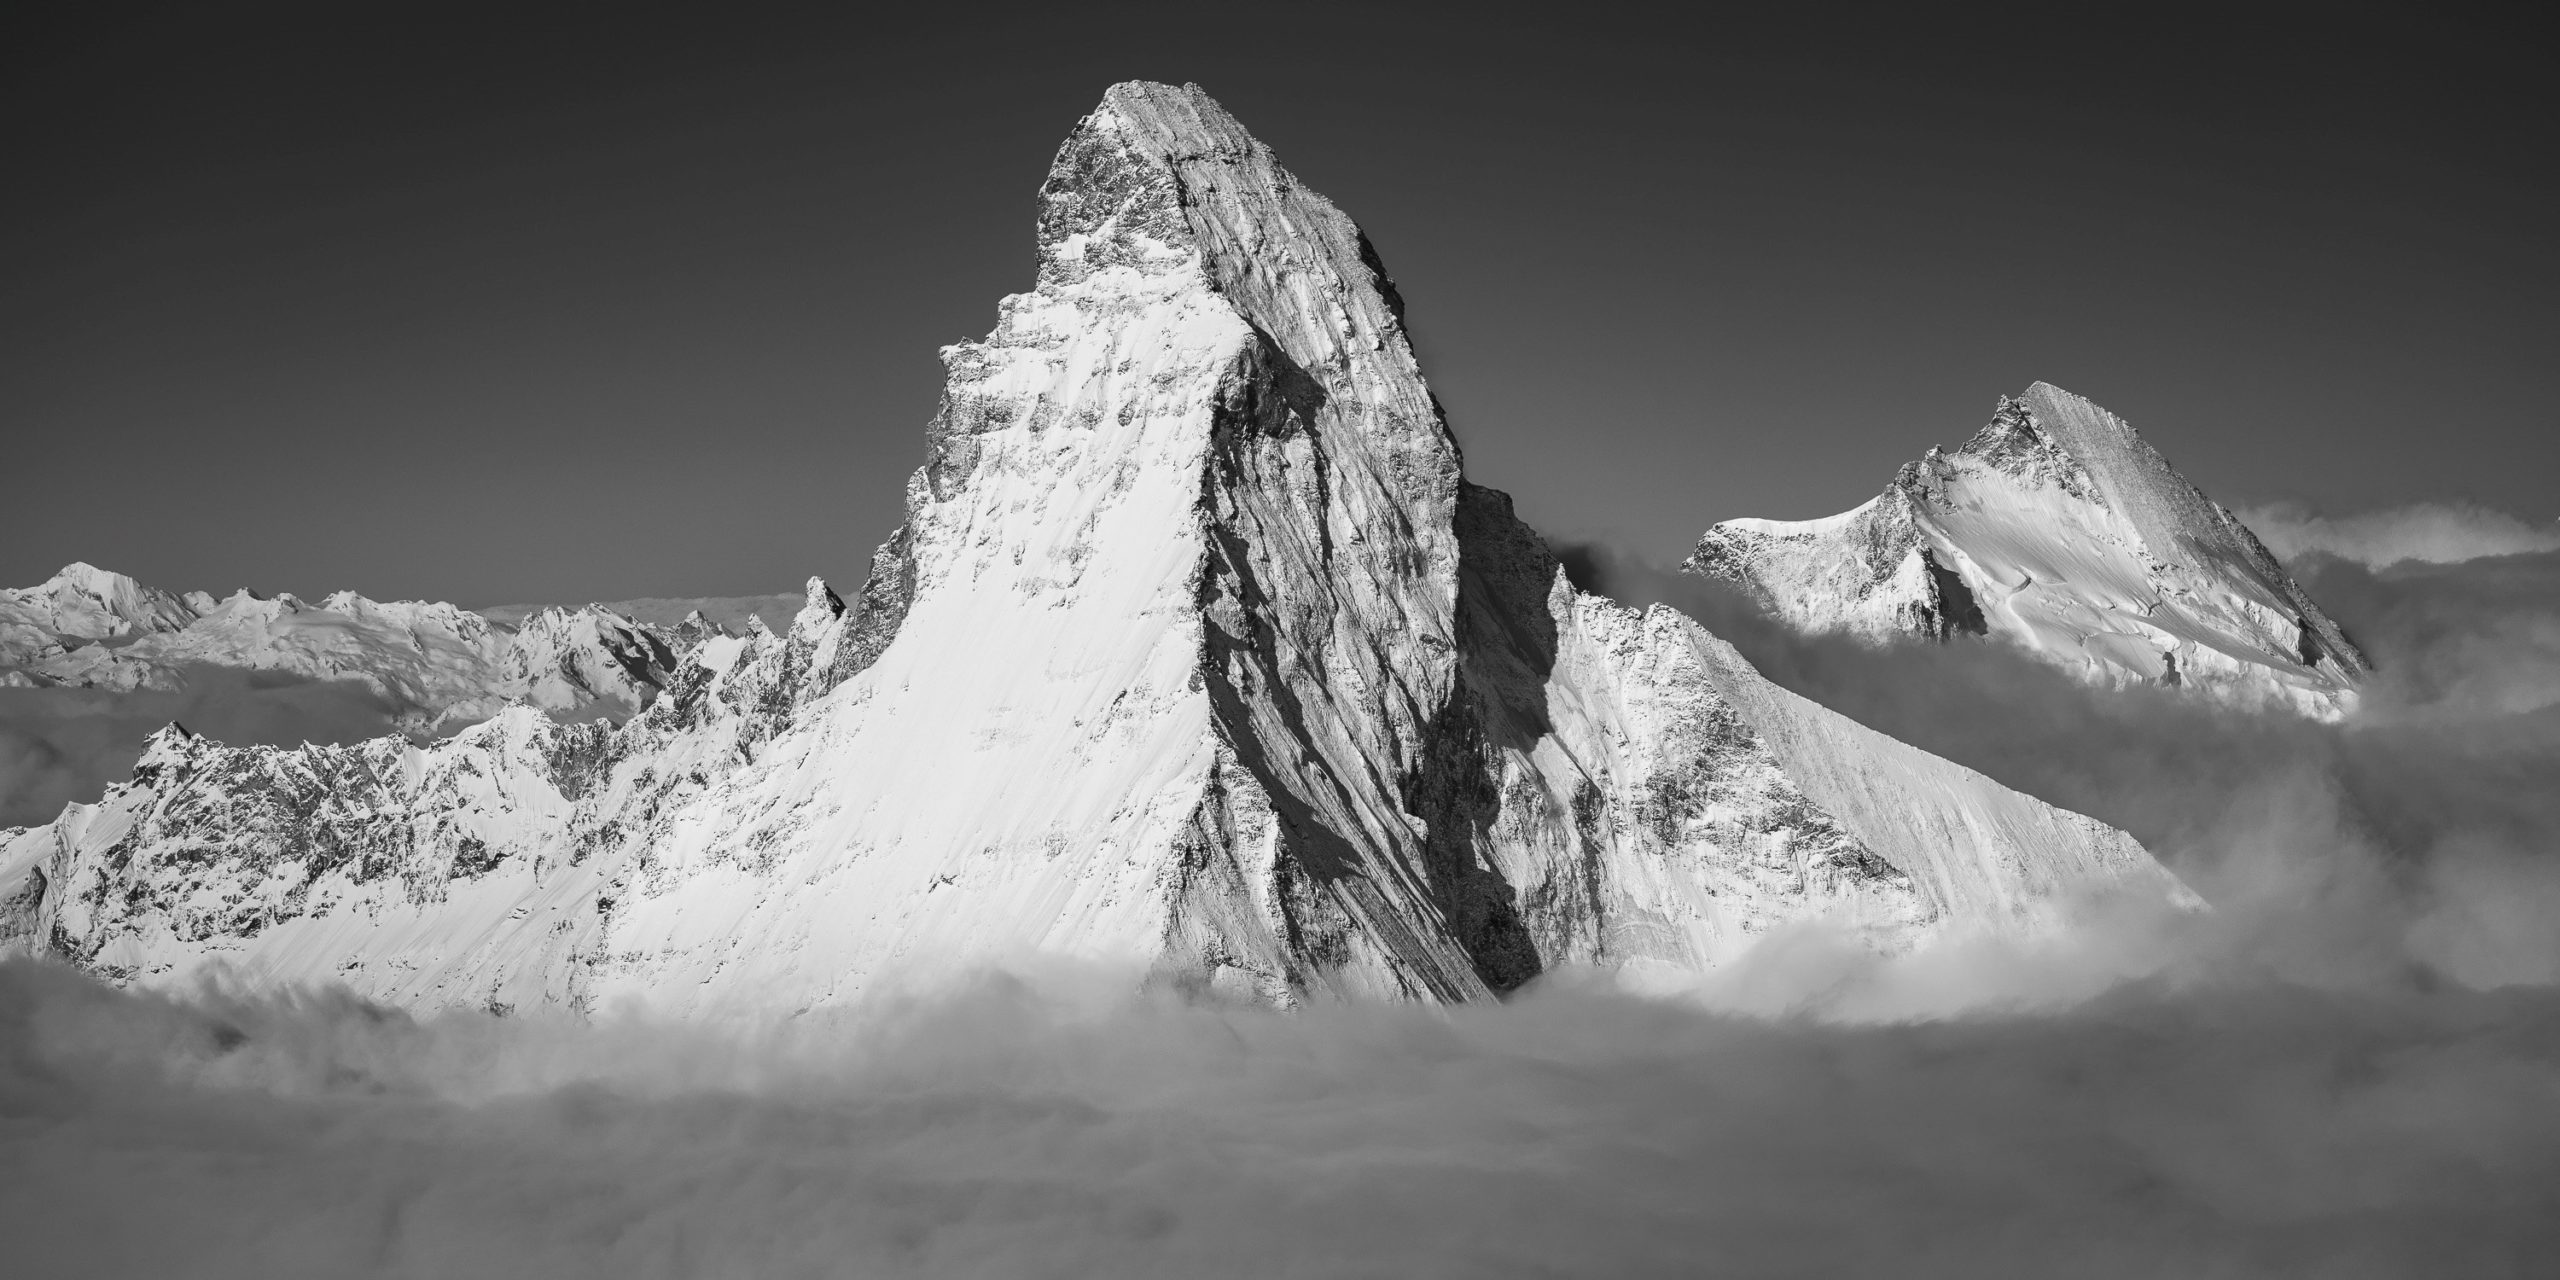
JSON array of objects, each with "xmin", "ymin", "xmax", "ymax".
[{"xmin": 5, "ymin": 2, "xmax": 2553, "ymax": 607}]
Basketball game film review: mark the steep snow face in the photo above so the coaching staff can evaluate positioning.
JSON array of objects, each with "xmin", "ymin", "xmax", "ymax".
[
  {"xmin": 1690, "ymin": 383, "xmax": 2370, "ymax": 717},
  {"xmin": 2, "ymin": 85, "xmax": 2192, "ymax": 1013},
  {"xmin": 1, "ymin": 570, "xmax": 678, "ymax": 733}
]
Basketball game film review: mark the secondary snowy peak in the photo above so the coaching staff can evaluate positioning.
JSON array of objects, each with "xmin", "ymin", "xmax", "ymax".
[
  {"xmin": 1432, "ymin": 485, "xmax": 2185, "ymax": 979},
  {"xmin": 1689, "ymin": 383, "xmax": 2370, "ymax": 717},
  {"xmin": 2, "ymin": 85, "xmax": 2191, "ymax": 1015},
  {"xmin": 0, "ymin": 566, "xmax": 680, "ymax": 731},
  {"xmin": 0, "ymin": 562, "xmax": 204, "ymax": 666}
]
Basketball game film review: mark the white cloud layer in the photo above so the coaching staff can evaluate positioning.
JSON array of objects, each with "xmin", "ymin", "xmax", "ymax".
[
  {"xmin": 2243, "ymin": 500, "xmax": 2560, "ymax": 568},
  {"xmin": 4, "ymin": 933, "xmax": 2559, "ymax": 1279}
]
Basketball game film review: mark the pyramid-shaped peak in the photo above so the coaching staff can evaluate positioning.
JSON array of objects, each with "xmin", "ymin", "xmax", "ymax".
[
  {"xmin": 1952, "ymin": 382, "xmax": 2185, "ymax": 506},
  {"xmin": 4, "ymin": 561, "xmax": 203, "ymax": 638},
  {"xmin": 133, "ymin": 722, "xmax": 204, "ymax": 775}
]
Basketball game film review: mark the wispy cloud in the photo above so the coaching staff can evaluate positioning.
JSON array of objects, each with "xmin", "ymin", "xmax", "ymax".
[
  {"xmin": 4, "ymin": 950, "xmax": 2558, "ymax": 1277},
  {"xmin": 2243, "ymin": 500, "xmax": 2560, "ymax": 568}
]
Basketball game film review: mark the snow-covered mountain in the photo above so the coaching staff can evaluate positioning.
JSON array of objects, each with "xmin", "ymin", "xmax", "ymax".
[
  {"xmin": 0, "ymin": 84, "xmax": 2190, "ymax": 1012},
  {"xmin": 0, "ymin": 564, "xmax": 679, "ymax": 730},
  {"xmin": 1688, "ymin": 384, "xmax": 2371, "ymax": 717},
  {"xmin": 0, "ymin": 562, "xmax": 206, "ymax": 672}
]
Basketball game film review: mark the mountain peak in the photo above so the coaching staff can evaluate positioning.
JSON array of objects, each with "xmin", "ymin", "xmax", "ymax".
[
  {"xmin": 132, "ymin": 722, "xmax": 202, "ymax": 779},
  {"xmin": 1690, "ymin": 383, "xmax": 2370, "ymax": 716}
]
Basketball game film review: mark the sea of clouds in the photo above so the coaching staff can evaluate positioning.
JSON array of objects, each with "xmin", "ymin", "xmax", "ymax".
[{"xmin": 4, "ymin": 502, "xmax": 2558, "ymax": 1276}]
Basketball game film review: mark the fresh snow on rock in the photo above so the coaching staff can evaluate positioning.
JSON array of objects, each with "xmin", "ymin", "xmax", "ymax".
[
  {"xmin": 0, "ymin": 84, "xmax": 2192, "ymax": 1013},
  {"xmin": 1688, "ymin": 383, "xmax": 2370, "ymax": 717}
]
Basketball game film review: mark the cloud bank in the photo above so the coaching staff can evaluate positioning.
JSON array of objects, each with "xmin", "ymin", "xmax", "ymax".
[
  {"xmin": 2243, "ymin": 500, "xmax": 2560, "ymax": 568},
  {"xmin": 4, "ymin": 953, "xmax": 2556, "ymax": 1278}
]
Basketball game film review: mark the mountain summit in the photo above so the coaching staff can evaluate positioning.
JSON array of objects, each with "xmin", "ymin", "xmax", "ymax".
[
  {"xmin": 0, "ymin": 86, "xmax": 2188, "ymax": 1012},
  {"xmin": 1689, "ymin": 382, "xmax": 2370, "ymax": 717}
]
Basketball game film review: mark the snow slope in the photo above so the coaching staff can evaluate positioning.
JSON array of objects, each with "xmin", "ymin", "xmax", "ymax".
[
  {"xmin": 1689, "ymin": 384, "xmax": 2370, "ymax": 717},
  {"xmin": 0, "ymin": 84, "xmax": 2191, "ymax": 1013}
]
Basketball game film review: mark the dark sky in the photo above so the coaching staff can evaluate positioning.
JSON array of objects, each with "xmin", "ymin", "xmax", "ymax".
[{"xmin": 5, "ymin": 1, "xmax": 2552, "ymax": 607}]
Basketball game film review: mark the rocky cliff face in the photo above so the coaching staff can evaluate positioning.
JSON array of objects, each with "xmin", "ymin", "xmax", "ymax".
[
  {"xmin": 1689, "ymin": 384, "xmax": 2370, "ymax": 717},
  {"xmin": 0, "ymin": 85, "xmax": 2190, "ymax": 1013}
]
